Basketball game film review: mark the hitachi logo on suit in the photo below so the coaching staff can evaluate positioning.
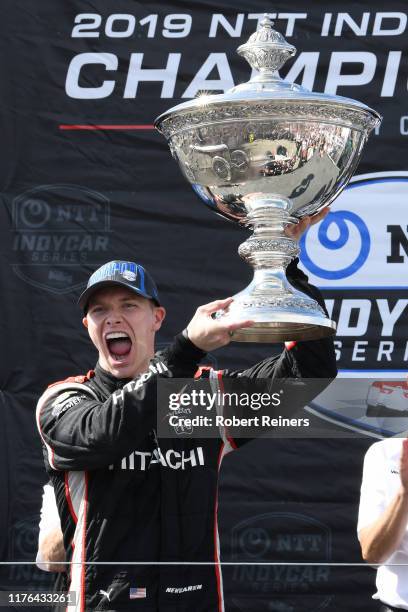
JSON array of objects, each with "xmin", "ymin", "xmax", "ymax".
[
  {"xmin": 109, "ymin": 446, "xmax": 205, "ymax": 471},
  {"xmin": 112, "ymin": 361, "xmax": 168, "ymax": 405}
]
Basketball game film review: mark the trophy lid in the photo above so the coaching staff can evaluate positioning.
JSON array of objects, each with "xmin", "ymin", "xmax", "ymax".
[{"xmin": 155, "ymin": 15, "xmax": 381, "ymax": 138}]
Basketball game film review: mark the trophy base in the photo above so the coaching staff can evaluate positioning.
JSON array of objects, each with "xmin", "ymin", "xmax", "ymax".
[
  {"xmin": 231, "ymin": 315, "xmax": 337, "ymax": 343},
  {"xmin": 220, "ymin": 292, "xmax": 336, "ymax": 343}
]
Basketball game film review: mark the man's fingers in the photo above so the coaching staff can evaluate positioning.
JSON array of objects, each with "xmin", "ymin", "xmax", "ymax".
[
  {"xmin": 298, "ymin": 217, "xmax": 311, "ymax": 232},
  {"xmin": 285, "ymin": 217, "xmax": 310, "ymax": 239},
  {"xmin": 227, "ymin": 319, "xmax": 255, "ymax": 332},
  {"xmin": 285, "ymin": 207, "xmax": 331, "ymax": 238},
  {"xmin": 200, "ymin": 297, "xmax": 234, "ymax": 314},
  {"xmin": 310, "ymin": 207, "xmax": 330, "ymax": 226}
]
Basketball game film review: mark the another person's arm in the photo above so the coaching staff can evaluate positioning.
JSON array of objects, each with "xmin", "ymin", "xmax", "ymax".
[
  {"xmin": 36, "ymin": 483, "xmax": 65, "ymax": 572},
  {"xmin": 358, "ymin": 439, "xmax": 408, "ymax": 564},
  {"xmin": 38, "ymin": 529, "xmax": 65, "ymax": 572}
]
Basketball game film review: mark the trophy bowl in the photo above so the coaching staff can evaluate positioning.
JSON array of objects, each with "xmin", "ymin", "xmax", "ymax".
[{"xmin": 155, "ymin": 15, "xmax": 381, "ymax": 342}]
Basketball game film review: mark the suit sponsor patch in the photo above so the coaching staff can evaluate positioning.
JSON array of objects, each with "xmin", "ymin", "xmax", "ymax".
[
  {"xmin": 165, "ymin": 584, "xmax": 202, "ymax": 594},
  {"xmin": 51, "ymin": 391, "xmax": 87, "ymax": 417}
]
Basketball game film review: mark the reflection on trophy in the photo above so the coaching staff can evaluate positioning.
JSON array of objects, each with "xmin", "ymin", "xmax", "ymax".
[{"xmin": 155, "ymin": 15, "xmax": 381, "ymax": 342}]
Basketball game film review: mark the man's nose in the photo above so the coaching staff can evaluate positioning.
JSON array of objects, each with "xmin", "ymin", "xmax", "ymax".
[{"xmin": 106, "ymin": 310, "xmax": 123, "ymax": 325}]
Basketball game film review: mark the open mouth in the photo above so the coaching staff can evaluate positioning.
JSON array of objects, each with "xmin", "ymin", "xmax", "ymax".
[{"xmin": 105, "ymin": 331, "xmax": 132, "ymax": 362}]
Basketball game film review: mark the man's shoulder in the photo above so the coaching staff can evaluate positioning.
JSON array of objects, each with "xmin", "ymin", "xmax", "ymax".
[
  {"xmin": 37, "ymin": 371, "xmax": 98, "ymax": 413},
  {"xmin": 47, "ymin": 370, "xmax": 95, "ymax": 389},
  {"xmin": 194, "ymin": 366, "xmax": 217, "ymax": 379}
]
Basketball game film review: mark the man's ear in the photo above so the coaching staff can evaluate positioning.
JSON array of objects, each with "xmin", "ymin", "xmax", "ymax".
[
  {"xmin": 153, "ymin": 307, "xmax": 166, "ymax": 331},
  {"xmin": 82, "ymin": 316, "xmax": 88, "ymax": 329}
]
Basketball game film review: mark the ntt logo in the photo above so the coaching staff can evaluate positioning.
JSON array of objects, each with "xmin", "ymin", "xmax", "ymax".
[
  {"xmin": 299, "ymin": 172, "xmax": 408, "ymax": 287},
  {"xmin": 300, "ymin": 210, "xmax": 370, "ymax": 280}
]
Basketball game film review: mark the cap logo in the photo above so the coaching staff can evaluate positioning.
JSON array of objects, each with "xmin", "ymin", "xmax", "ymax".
[
  {"xmin": 122, "ymin": 270, "xmax": 137, "ymax": 282},
  {"xmin": 79, "ymin": 260, "xmax": 160, "ymax": 309}
]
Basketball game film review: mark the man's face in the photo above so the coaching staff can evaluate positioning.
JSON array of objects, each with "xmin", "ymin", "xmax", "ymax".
[{"xmin": 83, "ymin": 286, "xmax": 165, "ymax": 379}]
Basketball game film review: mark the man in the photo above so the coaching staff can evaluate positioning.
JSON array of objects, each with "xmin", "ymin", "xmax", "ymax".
[
  {"xmin": 358, "ymin": 437, "xmax": 408, "ymax": 611},
  {"xmin": 36, "ymin": 213, "xmax": 337, "ymax": 612}
]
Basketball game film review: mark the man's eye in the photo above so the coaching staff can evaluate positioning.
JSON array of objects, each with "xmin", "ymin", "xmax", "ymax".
[
  {"xmin": 124, "ymin": 303, "xmax": 137, "ymax": 309},
  {"xmin": 91, "ymin": 306, "xmax": 104, "ymax": 314}
]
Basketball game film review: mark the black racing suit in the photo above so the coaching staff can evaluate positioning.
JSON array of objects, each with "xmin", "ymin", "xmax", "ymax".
[{"xmin": 36, "ymin": 260, "xmax": 337, "ymax": 612}]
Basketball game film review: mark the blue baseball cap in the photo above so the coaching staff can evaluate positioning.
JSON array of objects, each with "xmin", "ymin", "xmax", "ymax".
[{"xmin": 78, "ymin": 261, "xmax": 161, "ymax": 312}]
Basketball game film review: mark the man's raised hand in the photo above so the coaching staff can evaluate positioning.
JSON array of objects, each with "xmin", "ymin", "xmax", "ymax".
[{"xmin": 186, "ymin": 298, "xmax": 254, "ymax": 352}]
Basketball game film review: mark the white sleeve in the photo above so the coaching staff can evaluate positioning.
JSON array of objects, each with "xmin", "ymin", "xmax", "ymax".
[
  {"xmin": 357, "ymin": 441, "xmax": 387, "ymax": 533},
  {"xmin": 36, "ymin": 482, "xmax": 61, "ymax": 571}
]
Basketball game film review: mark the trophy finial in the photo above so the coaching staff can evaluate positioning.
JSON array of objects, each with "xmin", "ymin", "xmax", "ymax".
[
  {"xmin": 261, "ymin": 13, "xmax": 275, "ymax": 28},
  {"xmin": 237, "ymin": 13, "xmax": 296, "ymax": 75}
]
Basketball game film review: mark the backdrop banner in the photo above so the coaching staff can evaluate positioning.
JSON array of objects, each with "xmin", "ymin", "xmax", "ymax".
[{"xmin": 0, "ymin": 1, "xmax": 406, "ymax": 609}]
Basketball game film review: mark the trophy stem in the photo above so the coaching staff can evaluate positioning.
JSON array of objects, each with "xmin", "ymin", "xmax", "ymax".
[{"xmin": 224, "ymin": 194, "xmax": 336, "ymax": 342}]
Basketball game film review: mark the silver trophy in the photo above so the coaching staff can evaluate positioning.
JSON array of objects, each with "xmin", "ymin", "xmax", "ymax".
[{"xmin": 155, "ymin": 15, "xmax": 381, "ymax": 342}]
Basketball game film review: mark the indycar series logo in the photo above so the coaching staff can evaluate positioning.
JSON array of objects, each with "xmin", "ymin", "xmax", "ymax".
[
  {"xmin": 230, "ymin": 512, "xmax": 333, "ymax": 611},
  {"xmin": 300, "ymin": 172, "xmax": 408, "ymax": 371},
  {"xmin": 12, "ymin": 184, "xmax": 110, "ymax": 294}
]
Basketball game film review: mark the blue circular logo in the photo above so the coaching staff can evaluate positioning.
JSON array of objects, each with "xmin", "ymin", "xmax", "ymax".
[{"xmin": 300, "ymin": 210, "xmax": 370, "ymax": 280}]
